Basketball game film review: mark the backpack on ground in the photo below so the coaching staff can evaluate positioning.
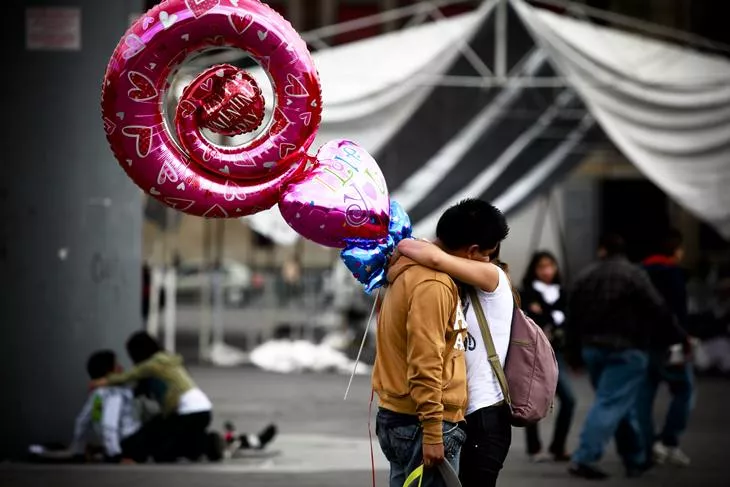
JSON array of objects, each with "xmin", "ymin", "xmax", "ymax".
[{"xmin": 468, "ymin": 287, "xmax": 558, "ymax": 427}]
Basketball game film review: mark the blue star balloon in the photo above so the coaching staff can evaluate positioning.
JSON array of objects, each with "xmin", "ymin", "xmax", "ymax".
[{"xmin": 340, "ymin": 200, "xmax": 412, "ymax": 294}]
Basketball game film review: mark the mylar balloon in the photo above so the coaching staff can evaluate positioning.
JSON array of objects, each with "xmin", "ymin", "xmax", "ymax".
[
  {"xmin": 279, "ymin": 140, "xmax": 390, "ymax": 248},
  {"xmin": 102, "ymin": 0, "xmax": 322, "ymax": 218},
  {"xmin": 340, "ymin": 200, "xmax": 413, "ymax": 293}
]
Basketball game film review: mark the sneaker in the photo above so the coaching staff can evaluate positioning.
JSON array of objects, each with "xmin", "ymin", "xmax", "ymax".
[
  {"xmin": 666, "ymin": 447, "xmax": 691, "ymax": 467},
  {"xmin": 240, "ymin": 423, "xmax": 278, "ymax": 450},
  {"xmin": 553, "ymin": 452, "xmax": 572, "ymax": 463},
  {"xmin": 529, "ymin": 452, "xmax": 551, "ymax": 463},
  {"xmin": 652, "ymin": 442, "xmax": 669, "ymax": 464},
  {"xmin": 568, "ymin": 463, "xmax": 609, "ymax": 480}
]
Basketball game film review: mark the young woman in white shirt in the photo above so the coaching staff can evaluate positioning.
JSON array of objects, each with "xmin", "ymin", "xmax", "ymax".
[{"xmin": 398, "ymin": 198, "xmax": 513, "ymax": 487}]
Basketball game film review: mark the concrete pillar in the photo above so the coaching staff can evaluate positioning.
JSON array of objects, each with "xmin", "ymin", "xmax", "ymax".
[{"xmin": 0, "ymin": 0, "xmax": 144, "ymax": 458}]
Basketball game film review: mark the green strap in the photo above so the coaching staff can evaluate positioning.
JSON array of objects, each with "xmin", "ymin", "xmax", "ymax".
[
  {"xmin": 403, "ymin": 464, "xmax": 423, "ymax": 487},
  {"xmin": 467, "ymin": 287, "xmax": 512, "ymax": 405}
]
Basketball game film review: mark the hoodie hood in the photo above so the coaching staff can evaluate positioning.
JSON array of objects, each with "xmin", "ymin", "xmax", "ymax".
[
  {"xmin": 152, "ymin": 351, "xmax": 183, "ymax": 366},
  {"xmin": 386, "ymin": 253, "xmax": 421, "ymax": 284}
]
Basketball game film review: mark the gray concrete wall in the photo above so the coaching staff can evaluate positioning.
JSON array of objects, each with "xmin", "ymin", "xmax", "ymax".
[{"xmin": 0, "ymin": 0, "xmax": 144, "ymax": 458}]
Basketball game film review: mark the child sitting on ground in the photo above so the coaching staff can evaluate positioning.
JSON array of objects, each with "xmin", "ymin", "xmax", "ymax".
[
  {"xmin": 90, "ymin": 331, "xmax": 278, "ymax": 462},
  {"xmin": 71, "ymin": 350, "xmax": 147, "ymax": 463}
]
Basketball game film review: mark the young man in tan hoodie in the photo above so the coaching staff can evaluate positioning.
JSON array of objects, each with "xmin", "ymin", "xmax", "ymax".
[{"xmin": 373, "ymin": 250, "xmax": 468, "ymax": 487}]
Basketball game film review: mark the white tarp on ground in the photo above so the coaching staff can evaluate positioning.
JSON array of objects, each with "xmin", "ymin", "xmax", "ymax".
[
  {"xmin": 249, "ymin": 339, "xmax": 371, "ymax": 375},
  {"xmin": 512, "ymin": 0, "xmax": 730, "ymax": 239}
]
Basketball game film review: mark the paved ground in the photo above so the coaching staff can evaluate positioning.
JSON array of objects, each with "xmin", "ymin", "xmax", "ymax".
[{"xmin": 2, "ymin": 367, "xmax": 729, "ymax": 487}]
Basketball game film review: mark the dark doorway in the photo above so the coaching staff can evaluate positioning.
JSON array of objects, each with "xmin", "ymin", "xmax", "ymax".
[{"xmin": 600, "ymin": 179, "xmax": 670, "ymax": 262}]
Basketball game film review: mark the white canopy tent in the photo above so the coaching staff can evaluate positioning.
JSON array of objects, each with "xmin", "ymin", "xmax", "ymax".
[{"xmin": 246, "ymin": 0, "xmax": 730, "ymax": 244}]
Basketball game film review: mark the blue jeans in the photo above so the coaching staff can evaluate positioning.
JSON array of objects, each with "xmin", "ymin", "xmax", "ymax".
[
  {"xmin": 637, "ymin": 353, "xmax": 694, "ymax": 451},
  {"xmin": 376, "ymin": 409, "xmax": 466, "ymax": 487},
  {"xmin": 572, "ymin": 347, "xmax": 648, "ymax": 469}
]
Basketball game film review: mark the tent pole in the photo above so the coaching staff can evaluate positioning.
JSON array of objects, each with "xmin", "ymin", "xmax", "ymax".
[
  {"xmin": 550, "ymin": 188, "xmax": 571, "ymax": 282},
  {"xmin": 529, "ymin": 192, "xmax": 551, "ymax": 254},
  {"xmin": 495, "ymin": 0, "xmax": 508, "ymax": 79}
]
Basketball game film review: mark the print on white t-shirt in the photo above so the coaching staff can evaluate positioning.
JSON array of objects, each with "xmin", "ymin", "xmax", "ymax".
[
  {"xmin": 462, "ymin": 267, "xmax": 513, "ymax": 415},
  {"xmin": 453, "ymin": 298, "xmax": 468, "ymax": 351}
]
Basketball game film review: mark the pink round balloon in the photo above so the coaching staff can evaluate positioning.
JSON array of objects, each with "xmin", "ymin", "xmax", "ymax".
[
  {"xmin": 279, "ymin": 140, "xmax": 390, "ymax": 248},
  {"xmin": 101, "ymin": 0, "xmax": 322, "ymax": 218}
]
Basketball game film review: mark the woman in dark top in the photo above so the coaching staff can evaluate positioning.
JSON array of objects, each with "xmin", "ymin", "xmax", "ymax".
[{"xmin": 521, "ymin": 251, "xmax": 576, "ymax": 462}]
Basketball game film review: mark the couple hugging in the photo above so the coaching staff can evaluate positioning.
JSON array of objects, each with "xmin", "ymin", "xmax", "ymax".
[{"xmin": 374, "ymin": 198, "xmax": 513, "ymax": 487}]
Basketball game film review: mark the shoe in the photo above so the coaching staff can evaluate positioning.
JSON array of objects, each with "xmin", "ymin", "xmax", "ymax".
[
  {"xmin": 666, "ymin": 447, "xmax": 691, "ymax": 467},
  {"xmin": 626, "ymin": 462, "xmax": 653, "ymax": 478},
  {"xmin": 205, "ymin": 431, "xmax": 225, "ymax": 462},
  {"xmin": 553, "ymin": 452, "xmax": 572, "ymax": 463},
  {"xmin": 652, "ymin": 442, "xmax": 669, "ymax": 464},
  {"xmin": 257, "ymin": 423, "xmax": 278, "ymax": 449},
  {"xmin": 568, "ymin": 463, "xmax": 609, "ymax": 480},
  {"xmin": 529, "ymin": 452, "xmax": 551, "ymax": 463}
]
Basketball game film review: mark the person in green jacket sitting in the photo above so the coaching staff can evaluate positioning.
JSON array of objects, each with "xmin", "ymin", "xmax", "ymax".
[{"xmin": 91, "ymin": 332, "xmax": 276, "ymax": 462}]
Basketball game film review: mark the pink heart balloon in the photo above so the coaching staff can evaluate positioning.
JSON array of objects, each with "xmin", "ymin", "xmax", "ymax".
[{"xmin": 279, "ymin": 139, "xmax": 390, "ymax": 248}]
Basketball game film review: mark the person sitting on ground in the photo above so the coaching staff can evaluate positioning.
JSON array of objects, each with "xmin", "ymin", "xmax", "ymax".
[
  {"xmin": 90, "ymin": 332, "xmax": 277, "ymax": 462},
  {"xmin": 71, "ymin": 350, "xmax": 147, "ymax": 463}
]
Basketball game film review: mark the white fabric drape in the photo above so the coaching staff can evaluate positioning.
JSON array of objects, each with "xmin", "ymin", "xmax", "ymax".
[
  {"xmin": 512, "ymin": 0, "xmax": 730, "ymax": 239},
  {"xmin": 246, "ymin": 6, "xmax": 492, "ymax": 244}
]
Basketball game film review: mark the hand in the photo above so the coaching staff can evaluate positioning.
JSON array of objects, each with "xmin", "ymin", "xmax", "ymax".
[
  {"xmin": 422, "ymin": 443, "xmax": 445, "ymax": 468},
  {"xmin": 89, "ymin": 378, "xmax": 108, "ymax": 390},
  {"xmin": 529, "ymin": 302, "xmax": 543, "ymax": 315}
]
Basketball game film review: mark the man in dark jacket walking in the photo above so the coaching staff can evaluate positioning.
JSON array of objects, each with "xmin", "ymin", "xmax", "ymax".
[
  {"xmin": 637, "ymin": 230, "xmax": 694, "ymax": 467},
  {"xmin": 567, "ymin": 234, "xmax": 684, "ymax": 480}
]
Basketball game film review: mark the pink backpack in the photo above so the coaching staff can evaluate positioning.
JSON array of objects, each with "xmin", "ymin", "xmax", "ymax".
[{"xmin": 468, "ymin": 288, "xmax": 558, "ymax": 426}]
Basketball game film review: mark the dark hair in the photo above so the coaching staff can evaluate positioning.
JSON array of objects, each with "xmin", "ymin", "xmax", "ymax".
[
  {"xmin": 658, "ymin": 228, "xmax": 683, "ymax": 257},
  {"xmin": 436, "ymin": 199, "xmax": 509, "ymax": 252},
  {"xmin": 598, "ymin": 233, "xmax": 626, "ymax": 257},
  {"xmin": 522, "ymin": 251, "xmax": 561, "ymax": 287},
  {"xmin": 87, "ymin": 350, "xmax": 116, "ymax": 379},
  {"xmin": 126, "ymin": 331, "xmax": 163, "ymax": 364}
]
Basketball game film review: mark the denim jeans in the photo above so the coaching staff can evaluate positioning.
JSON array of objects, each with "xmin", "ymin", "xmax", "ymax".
[
  {"xmin": 526, "ymin": 351, "xmax": 576, "ymax": 455},
  {"xmin": 376, "ymin": 409, "xmax": 466, "ymax": 487},
  {"xmin": 460, "ymin": 403, "xmax": 512, "ymax": 487},
  {"xmin": 572, "ymin": 347, "xmax": 648, "ymax": 469},
  {"xmin": 637, "ymin": 353, "xmax": 694, "ymax": 452}
]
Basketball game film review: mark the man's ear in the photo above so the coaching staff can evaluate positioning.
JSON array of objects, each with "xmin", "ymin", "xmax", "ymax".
[{"xmin": 468, "ymin": 244, "xmax": 481, "ymax": 258}]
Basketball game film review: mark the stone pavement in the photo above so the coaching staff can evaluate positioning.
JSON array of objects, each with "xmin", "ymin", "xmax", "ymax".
[{"xmin": 2, "ymin": 367, "xmax": 728, "ymax": 487}]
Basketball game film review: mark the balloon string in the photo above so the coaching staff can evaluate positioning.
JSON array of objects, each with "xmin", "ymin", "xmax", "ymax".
[{"xmin": 344, "ymin": 288, "xmax": 380, "ymax": 401}]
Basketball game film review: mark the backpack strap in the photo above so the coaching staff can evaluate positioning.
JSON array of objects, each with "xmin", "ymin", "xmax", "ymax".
[{"xmin": 467, "ymin": 287, "xmax": 512, "ymax": 406}]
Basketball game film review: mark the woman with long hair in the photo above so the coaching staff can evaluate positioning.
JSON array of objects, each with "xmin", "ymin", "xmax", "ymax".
[{"xmin": 520, "ymin": 251, "xmax": 576, "ymax": 462}]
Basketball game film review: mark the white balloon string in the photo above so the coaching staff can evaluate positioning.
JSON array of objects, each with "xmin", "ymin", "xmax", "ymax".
[{"xmin": 344, "ymin": 288, "xmax": 380, "ymax": 401}]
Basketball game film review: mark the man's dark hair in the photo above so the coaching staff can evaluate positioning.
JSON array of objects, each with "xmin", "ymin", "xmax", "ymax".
[
  {"xmin": 436, "ymin": 199, "xmax": 509, "ymax": 252},
  {"xmin": 126, "ymin": 331, "xmax": 163, "ymax": 365},
  {"xmin": 658, "ymin": 228, "xmax": 683, "ymax": 257},
  {"xmin": 598, "ymin": 233, "xmax": 626, "ymax": 257},
  {"xmin": 87, "ymin": 350, "xmax": 116, "ymax": 379}
]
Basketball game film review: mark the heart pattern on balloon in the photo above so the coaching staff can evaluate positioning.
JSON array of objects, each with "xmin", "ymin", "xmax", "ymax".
[{"xmin": 279, "ymin": 139, "xmax": 390, "ymax": 248}]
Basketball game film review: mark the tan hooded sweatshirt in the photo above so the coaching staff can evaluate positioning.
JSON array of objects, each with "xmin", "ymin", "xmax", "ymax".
[{"xmin": 372, "ymin": 255, "xmax": 468, "ymax": 445}]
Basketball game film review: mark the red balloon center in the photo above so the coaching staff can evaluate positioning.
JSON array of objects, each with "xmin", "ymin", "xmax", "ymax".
[{"xmin": 186, "ymin": 65, "xmax": 266, "ymax": 137}]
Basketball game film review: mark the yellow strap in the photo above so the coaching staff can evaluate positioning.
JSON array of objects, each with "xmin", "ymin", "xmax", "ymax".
[{"xmin": 403, "ymin": 464, "xmax": 424, "ymax": 487}]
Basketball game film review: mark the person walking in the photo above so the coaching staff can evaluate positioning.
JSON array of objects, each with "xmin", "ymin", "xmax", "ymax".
[
  {"xmin": 520, "ymin": 251, "xmax": 576, "ymax": 462},
  {"xmin": 566, "ymin": 234, "xmax": 682, "ymax": 480},
  {"xmin": 398, "ymin": 199, "xmax": 513, "ymax": 487},
  {"xmin": 638, "ymin": 230, "xmax": 694, "ymax": 467}
]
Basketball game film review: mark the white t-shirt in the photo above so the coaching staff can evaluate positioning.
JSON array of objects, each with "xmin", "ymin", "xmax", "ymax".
[
  {"xmin": 463, "ymin": 267, "xmax": 513, "ymax": 415},
  {"xmin": 178, "ymin": 387, "xmax": 213, "ymax": 415}
]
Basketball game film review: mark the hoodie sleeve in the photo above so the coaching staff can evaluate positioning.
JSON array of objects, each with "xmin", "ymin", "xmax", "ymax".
[
  {"xmin": 101, "ymin": 393, "xmax": 123, "ymax": 458},
  {"xmin": 406, "ymin": 280, "xmax": 456, "ymax": 445},
  {"xmin": 106, "ymin": 359, "xmax": 157, "ymax": 385}
]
